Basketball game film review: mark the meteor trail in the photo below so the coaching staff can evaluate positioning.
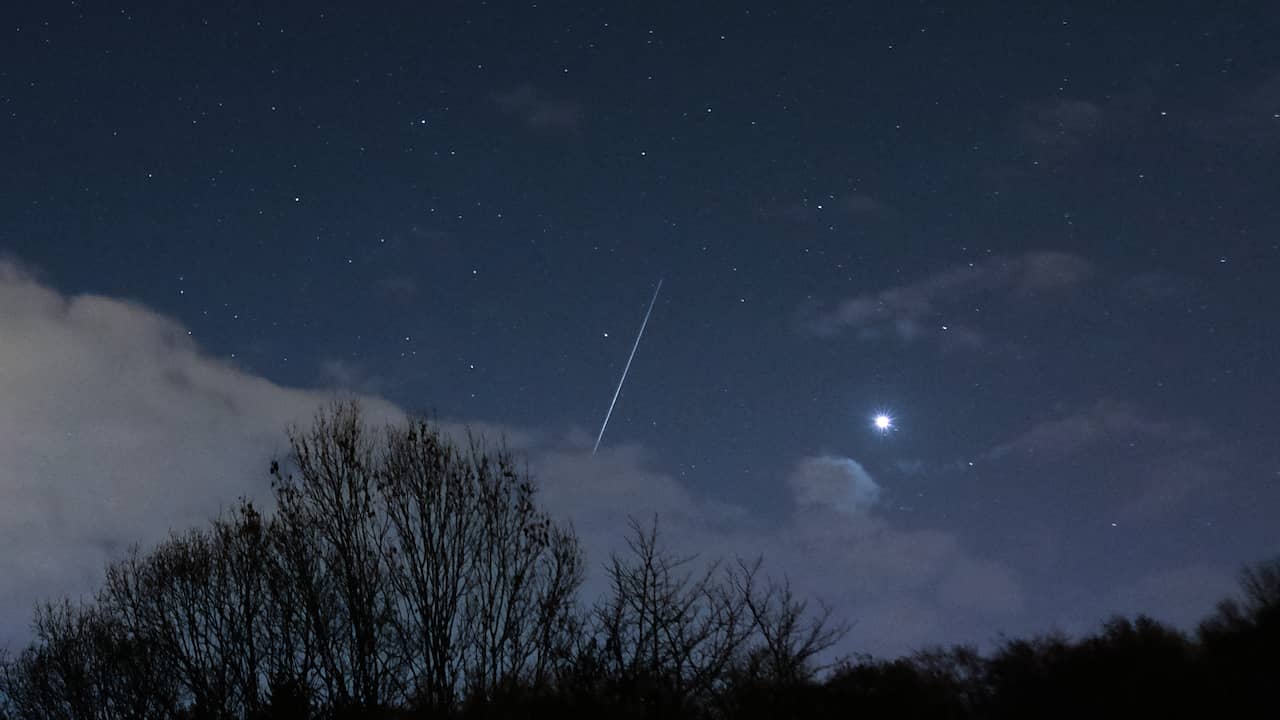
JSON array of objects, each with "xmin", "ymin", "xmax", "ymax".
[{"xmin": 593, "ymin": 278, "xmax": 663, "ymax": 455}]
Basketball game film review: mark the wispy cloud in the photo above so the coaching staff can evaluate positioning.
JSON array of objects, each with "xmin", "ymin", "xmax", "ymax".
[
  {"xmin": 1201, "ymin": 71, "xmax": 1280, "ymax": 148},
  {"xmin": 494, "ymin": 84, "xmax": 583, "ymax": 132},
  {"xmin": 757, "ymin": 192, "xmax": 888, "ymax": 226},
  {"xmin": 318, "ymin": 358, "xmax": 386, "ymax": 395},
  {"xmin": 804, "ymin": 251, "xmax": 1092, "ymax": 349},
  {"xmin": 986, "ymin": 399, "xmax": 1198, "ymax": 461},
  {"xmin": 376, "ymin": 274, "xmax": 420, "ymax": 304},
  {"xmin": 1017, "ymin": 98, "xmax": 1105, "ymax": 150},
  {"xmin": 982, "ymin": 399, "xmax": 1233, "ymax": 526}
]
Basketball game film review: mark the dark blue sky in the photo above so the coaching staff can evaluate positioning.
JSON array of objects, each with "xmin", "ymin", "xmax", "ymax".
[{"xmin": 3, "ymin": 2, "xmax": 1279, "ymax": 652}]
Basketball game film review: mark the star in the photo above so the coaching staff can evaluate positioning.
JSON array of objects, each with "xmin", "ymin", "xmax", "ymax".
[{"xmin": 873, "ymin": 413, "xmax": 893, "ymax": 432}]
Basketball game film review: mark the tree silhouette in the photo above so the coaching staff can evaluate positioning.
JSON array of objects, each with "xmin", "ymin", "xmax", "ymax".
[
  {"xmin": 3, "ymin": 402, "xmax": 1278, "ymax": 718},
  {"xmin": 590, "ymin": 516, "xmax": 755, "ymax": 715},
  {"xmin": 2, "ymin": 402, "xmax": 587, "ymax": 718},
  {"xmin": 1198, "ymin": 557, "xmax": 1280, "ymax": 714}
]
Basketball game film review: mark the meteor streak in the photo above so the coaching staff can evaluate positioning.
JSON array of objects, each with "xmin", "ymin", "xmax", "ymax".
[{"xmin": 593, "ymin": 278, "xmax": 663, "ymax": 455}]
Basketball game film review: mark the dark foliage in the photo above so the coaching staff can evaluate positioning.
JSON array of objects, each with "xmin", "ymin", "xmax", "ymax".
[{"xmin": 2, "ymin": 402, "xmax": 1277, "ymax": 718}]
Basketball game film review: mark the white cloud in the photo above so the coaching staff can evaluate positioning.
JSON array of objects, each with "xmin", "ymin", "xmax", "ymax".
[
  {"xmin": 0, "ymin": 261, "xmax": 398, "ymax": 646},
  {"xmin": 788, "ymin": 455, "xmax": 881, "ymax": 517}
]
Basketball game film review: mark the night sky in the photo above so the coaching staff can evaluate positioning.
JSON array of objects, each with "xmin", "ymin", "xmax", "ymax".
[{"xmin": 3, "ymin": 3, "xmax": 1280, "ymax": 655}]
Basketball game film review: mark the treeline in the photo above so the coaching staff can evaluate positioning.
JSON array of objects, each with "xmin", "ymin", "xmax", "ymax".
[
  {"xmin": 0, "ymin": 404, "xmax": 842, "ymax": 719},
  {"xmin": 1, "ymin": 404, "xmax": 1277, "ymax": 719}
]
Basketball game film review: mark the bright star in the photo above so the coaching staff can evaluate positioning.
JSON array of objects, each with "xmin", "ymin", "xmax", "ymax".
[{"xmin": 873, "ymin": 414, "xmax": 893, "ymax": 432}]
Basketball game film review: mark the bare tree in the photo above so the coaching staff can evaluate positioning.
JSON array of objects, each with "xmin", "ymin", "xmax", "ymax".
[
  {"xmin": 270, "ymin": 401, "xmax": 399, "ymax": 712},
  {"xmin": 206, "ymin": 502, "xmax": 276, "ymax": 717},
  {"xmin": 379, "ymin": 419, "xmax": 584, "ymax": 710},
  {"xmin": 267, "ymin": 402, "xmax": 584, "ymax": 713},
  {"xmin": 378, "ymin": 419, "xmax": 475, "ymax": 711},
  {"xmin": 103, "ymin": 531, "xmax": 236, "ymax": 715},
  {"xmin": 594, "ymin": 517, "xmax": 754, "ymax": 712},
  {"xmin": 731, "ymin": 559, "xmax": 847, "ymax": 685},
  {"xmin": 1201, "ymin": 557, "xmax": 1280, "ymax": 637},
  {"xmin": 3, "ymin": 402, "xmax": 877, "ymax": 718},
  {"xmin": 0, "ymin": 600, "xmax": 179, "ymax": 719},
  {"xmin": 460, "ymin": 444, "xmax": 583, "ymax": 700}
]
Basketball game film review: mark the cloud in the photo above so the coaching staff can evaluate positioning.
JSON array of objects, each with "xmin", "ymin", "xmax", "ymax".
[
  {"xmin": 999, "ymin": 78, "xmax": 1280, "ymax": 181},
  {"xmin": 1012, "ymin": 91, "xmax": 1153, "ymax": 154},
  {"xmin": 788, "ymin": 456, "xmax": 881, "ymax": 517},
  {"xmin": 805, "ymin": 251, "xmax": 1091, "ymax": 348},
  {"xmin": 1201, "ymin": 71, "xmax": 1280, "ymax": 148},
  {"xmin": 982, "ymin": 399, "xmax": 1236, "ymax": 528},
  {"xmin": 771, "ymin": 509, "xmax": 1024, "ymax": 651},
  {"xmin": 756, "ymin": 192, "xmax": 887, "ymax": 226},
  {"xmin": 318, "ymin": 358, "xmax": 386, "ymax": 395},
  {"xmin": 1123, "ymin": 457, "xmax": 1225, "ymax": 525},
  {"xmin": 494, "ymin": 84, "xmax": 583, "ymax": 132},
  {"xmin": 0, "ymin": 260, "xmax": 400, "ymax": 646},
  {"xmin": 1049, "ymin": 562, "xmax": 1240, "ymax": 640},
  {"xmin": 0, "ymin": 260, "xmax": 1022, "ymax": 657},
  {"xmin": 1112, "ymin": 564, "xmax": 1236, "ymax": 628},
  {"xmin": 995, "ymin": 90, "xmax": 1152, "ymax": 177},
  {"xmin": 840, "ymin": 193, "xmax": 885, "ymax": 215},
  {"xmin": 1017, "ymin": 98, "xmax": 1105, "ymax": 149},
  {"xmin": 986, "ymin": 399, "xmax": 1197, "ymax": 461},
  {"xmin": 535, "ymin": 447, "xmax": 1023, "ymax": 655},
  {"xmin": 376, "ymin": 275, "xmax": 419, "ymax": 304}
]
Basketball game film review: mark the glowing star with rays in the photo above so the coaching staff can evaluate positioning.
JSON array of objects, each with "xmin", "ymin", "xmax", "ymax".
[{"xmin": 873, "ymin": 413, "xmax": 894, "ymax": 433}]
